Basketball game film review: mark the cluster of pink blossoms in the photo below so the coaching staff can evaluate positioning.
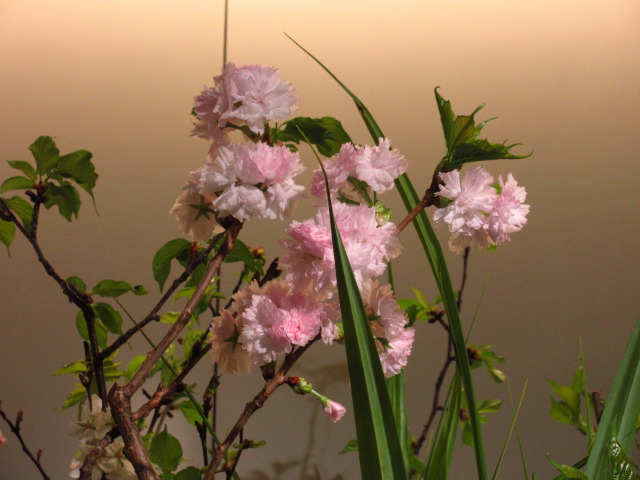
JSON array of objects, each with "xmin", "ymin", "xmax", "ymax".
[
  {"xmin": 171, "ymin": 64, "xmax": 305, "ymax": 240},
  {"xmin": 433, "ymin": 166, "xmax": 529, "ymax": 253},
  {"xmin": 310, "ymin": 138, "xmax": 408, "ymax": 199},
  {"xmin": 176, "ymin": 62, "xmax": 417, "ymax": 422}
]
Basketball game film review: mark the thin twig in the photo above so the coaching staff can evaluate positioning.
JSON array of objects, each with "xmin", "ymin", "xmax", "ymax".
[
  {"xmin": 203, "ymin": 337, "xmax": 318, "ymax": 480},
  {"xmin": 457, "ymin": 247, "xmax": 470, "ymax": 310},
  {"xmin": 78, "ymin": 427, "xmax": 119, "ymax": 480},
  {"xmin": 0, "ymin": 404, "xmax": 51, "ymax": 480}
]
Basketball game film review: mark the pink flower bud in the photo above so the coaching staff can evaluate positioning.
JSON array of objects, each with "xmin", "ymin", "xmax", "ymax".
[
  {"xmin": 323, "ymin": 400, "xmax": 346, "ymax": 423},
  {"xmin": 0, "ymin": 430, "xmax": 7, "ymax": 445}
]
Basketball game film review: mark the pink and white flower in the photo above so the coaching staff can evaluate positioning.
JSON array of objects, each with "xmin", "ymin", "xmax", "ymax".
[
  {"xmin": 485, "ymin": 173, "xmax": 529, "ymax": 244},
  {"xmin": 322, "ymin": 399, "xmax": 347, "ymax": 423},
  {"xmin": 194, "ymin": 63, "xmax": 299, "ymax": 135},
  {"xmin": 197, "ymin": 142, "xmax": 305, "ymax": 222},
  {"xmin": 363, "ymin": 281, "xmax": 415, "ymax": 377},
  {"xmin": 311, "ymin": 138, "xmax": 406, "ymax": 199},
  {"xmin": 280, "ymin": 203, "xmax": 402, "ymax": 297},
  {"xmin": 169, "ymin": 183, "xmax": 223, "ymax": 242},
  {"xmin": 236, "ymin": 280, "xmax": 337, "ymax": 365},
  {"xmin": 209, "ymin": 310, "xmax": 253, "ymax": 375}
]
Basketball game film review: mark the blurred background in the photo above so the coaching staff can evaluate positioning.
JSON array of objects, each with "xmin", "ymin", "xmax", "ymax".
[{"xmin": 1, "ymin": 1, "xmax": 639, "ymax": 478}]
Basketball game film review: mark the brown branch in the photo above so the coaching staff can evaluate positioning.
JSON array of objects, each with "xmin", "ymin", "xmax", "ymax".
[
  {"xmin": 109, "ymin": 386, "xmax": 158, "ymax": 480},
  {"xmin": 396, "ymin": 171, "xmax": 443, "ymax": 233},
  {"xmin": 78, "ymin": 427, "xmax": 119, "ymax": 480},
  {"xmin": 203, "ymin": 337, "xmax": 318, "ymax": 480},
  {"xmin": 456, "ymin": 246, "xmax": 471, "ymax": 310},
  {"xmin": 0, "ymin": 403, "xmax": 51, "ymax": 480},
  {"xmin": 100, "ymin": 234, "xmax": 223, "ymax": 361}
]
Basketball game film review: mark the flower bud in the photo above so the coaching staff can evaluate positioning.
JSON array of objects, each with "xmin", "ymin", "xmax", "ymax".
[{"xmin": 286, "ymin": 376, "xmax": 313, "ymax": 395}]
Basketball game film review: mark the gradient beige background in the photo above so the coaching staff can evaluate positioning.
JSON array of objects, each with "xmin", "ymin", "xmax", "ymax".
[{"xmin": 1, "ymin": 1, "xmax": 639, "ymax": 478}]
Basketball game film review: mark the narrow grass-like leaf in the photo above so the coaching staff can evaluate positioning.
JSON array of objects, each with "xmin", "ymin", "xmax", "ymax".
[
  {"xmin": 423, "ymin": 373, "xmax": 462, "ymax": 480},
  {"xmin": 386, "ymin": 370, "xmax": 410, "ymax": 473},
  {"xmin": 286, "ymin": 36, "xmax": 488, "ymax": 480},
  {"xmin": 306, "ymin": 127, "xmax": 405, "ymax": 479},
  {"xmin": 585, "ymin": 318, "xmax": 640, "ymax": 479},
  {"xmin": 492, "ymin": 379, "xmax": 528, "ymax": 480}
]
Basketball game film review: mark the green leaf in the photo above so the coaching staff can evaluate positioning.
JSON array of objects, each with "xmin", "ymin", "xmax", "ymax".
[
  {"xmin": 44, "ymin": 183, "xmax": 81, "ymax": 220},
  {"xmin": 60, "ymin": 383, "xmax": 87, "ymax": 410},
  {"xmin": 175, "ymin": 467, "xmax": 202, "ymax": 480},
  {"xmin": 76, "ymin": 310, "xmax": 107, "ymax": 348},
  {"xmin": 608, "ymin": 435, "xmax": 639, "ymax": 480},
  {"xmin": 93, "ymin": 302, "xmax": 123, "ymax": 334},
  {"xmin": 339, "ymin": 438, "xmax": 359, "ymax": 454},
  {"xmin": 0, "ymin": 218, "xmax": 16, "ymax": 251},
  {"xmin": 279, "ymin": 116, "xmax": 352, "ymax": 157},
  {"xmin": 585, "ymin": 318, "xmax": 640, "ymax": 479},
  {"xmin": 0, "ymin": 175, "xmax": 34, "ymax": 193},
  {"xmin": 29, "ymin": 136, "xmax": 59, "ymax": 175},
  {"xmin": 7, "ymin": 160, "xmax": 36, "ymax": 181},
  {"xmin": 327, "ymin": 180, "xmax": 406, "ymax": 478},
  {"xmin": 177, "ymin": 399, "xmax": 206, "ymax": 428},
  {"xmin": 66, "ymin": 276, "xmax": 87, "ymax": 293},
  {"xmin": 386, "ymin": 370, "xmax": 410, "ymax": 473},
  {"xmin": 150, "ymin": 427, "xmax": 183, "ymax": 474},
  {"xmin": 125, "ymin": 355, "xmax": 146, "ymax": 381},
  {"xmin": 3, "ymin": 196, "xmax": 33, "ymax": 234},
  {"xmin": 152, "ymin": 238, "xmax": 192, "ymax": 292},
  {"xmin": 547, "ymin": 455, "xmax": 589, "ymax": 479},
  {"xmin": 434, "ymin": 89, "xmax": 529, "ymax": 170},
  {"xmin": 290, "ymin": 35, "xmax": 487, "ymax": 480},
  {"xmin": 54, "ymin": 360, "xmax": 88, "ymax": 376},
  {"xmin": 550, "ymin": 396, "xmax": 581, "ymax": 429},
  {"xmin": 547, "ymin": 377, "xmax": 581, "ymax": 418},
  {"xmin": 423, "ymin": 373, "xmax": 461, "ymax": 480},
  {"xmin": 56, "ymin": 149, "xmax": 98, "ymax": 198},
  {"xmin": 92, "ymin": 279, "xmax": 147, "ymax": 298},
  {"xmin": 225, "ymin": 239, "xmax": 264, "ymax": 275}
]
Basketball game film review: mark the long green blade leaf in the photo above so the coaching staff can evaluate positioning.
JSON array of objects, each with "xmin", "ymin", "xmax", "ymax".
[
  {"xmin": 387, "ymin": 370, "xmax": 410, "ymax": 473},
  {"xmin": 288, "ymin": 35, "xmax": 488, "ymax": 480},
  {"xmin": 423, "ymin": 373, "xmax": 462, "ymax": 480},
  {"xmin": 584, "ymin": 318, "xmax": 640, "ymax": 479}
]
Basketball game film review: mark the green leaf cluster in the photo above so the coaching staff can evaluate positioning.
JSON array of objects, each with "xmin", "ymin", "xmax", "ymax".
[
  {"xmin": 434, "ymin": 89, "xmax": 530, "ymax": 172},
  {"xmin": 547, "ymin": 366, "xmax": 589, "ymax": 434}
]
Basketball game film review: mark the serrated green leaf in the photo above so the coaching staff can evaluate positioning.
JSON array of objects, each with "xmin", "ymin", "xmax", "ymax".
[
  {"xmin": 66, "ymin": 275, "xmax": 87, "ymax": 293},
  {"xmin": 152, "ymin": 238, "xmax": 192, "ymax": 292},
  {"xmin": 54, "ymin": 360, "xmax": 88, "ymax": 376},
  {"xmin": 150, "ymin": 427, "xmax": 183, "ymax": 474},
  {"xmin": 3, "ymin": 196, "xmax": 33, "ymax": 234},
  {"xmin": 450, "ymin": 138, "xmax": 529, "ymax": 167},
  {"xmin": 7, "ymin": 160, "xmax": 36, "ymax": 180},
  {"xmin": 0, "ymin": 218, "xmax": 16, "ymax": 251},
  {"xmin": 0, "ymin": 175, "xmax": 34, "ymax": 193},
  {"xmin": 279, "ymin": 116, "xmax": 352, "ymax": 157},
  {"xmin": 44, "ymin": 183, "xmax": 81, "ymax": 220},
  {"xmin": 547, "ymin": 378, "xmax": 581, "ymax": 415},
  {"xmin": 93, "ymin": 302, "xmax": 123, "ymax": 334},
  {"xmin": 29, "ymin": 136, "xmax": 59, "ymax": 175},
  {"xmin": 56, "ymin": 149, "xmax": 98, "ymax": 198}
]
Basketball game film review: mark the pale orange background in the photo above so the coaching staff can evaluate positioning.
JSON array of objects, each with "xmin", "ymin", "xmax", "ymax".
[{"xmin": 1, "ymin": 1, "xmax": 639, "ymax": 479}]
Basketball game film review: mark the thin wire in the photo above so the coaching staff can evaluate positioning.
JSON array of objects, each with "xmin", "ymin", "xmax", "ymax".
[{"xmin": 222, "ymin": 0, "xmax": 229, "ymax": 68}]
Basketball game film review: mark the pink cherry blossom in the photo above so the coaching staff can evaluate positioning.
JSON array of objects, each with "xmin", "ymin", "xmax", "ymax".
[
  {"xmin": 434, "ymin": 166, "xmax": 497, "ymax": 236},
  {"xmin": 322, "ymin": 399, "xmax": 347, "ymax": 423},
  {"xmin": 236, "ymin": 280, "xmax": 336, "ymax": 365},
  {"xmin": 197, "ymin": 142, "xmax": 305, "ymax": 222},
  {"xmin": 280, "ymin": 203, "xmax": 402, "ymax": 297},
  {"xmin": 194, "ymin": 63, "xmax": 299, "ymax": 135},
  {"xmin": 354, "ymin": 138, "xmax": 407, "ymax": 193},
  {"xmin": 363, "ymin": 281, "xmax": 415, "ymax": 377},
  {"xmin": 485, "ymin": 173, "xmax": 529, "ymax": 244},
  {"xmin": 310, "ymin": 143, "xmax": 357, "ymax": 198},
  {"xmin": 209, "ymin": 310, "xmax": 252, "ymax": 375}
]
